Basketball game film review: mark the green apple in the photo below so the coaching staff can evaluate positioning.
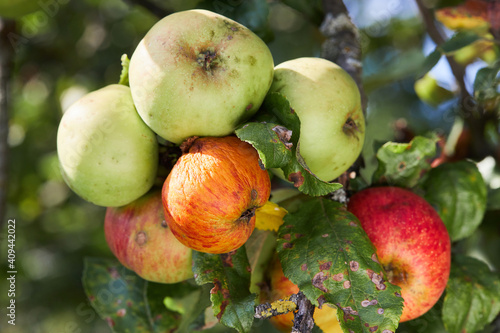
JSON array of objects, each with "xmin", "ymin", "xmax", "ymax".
[
  {"xmin": 57, "ymin": 84, "xmax": 158, "ymax": 207},
  {"xmin": 128, "ymin": 9, "xmax": 274, "ymax": 145},
  {"xmin": 269, "ymin": 57, "xmax": 365, "ymax": 182}
]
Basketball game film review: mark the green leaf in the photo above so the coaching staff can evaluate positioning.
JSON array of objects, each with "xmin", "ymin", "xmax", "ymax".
[
  {"xmin": 417, "ymin": 49, "xmax": 442, "ymax": 78},
  {"xmin": 277, "ymin": 198, "xmax": 403, "ymax": 333},
  {"xmin": 421, "ymin": 161, "xmax": 487, "ymax": 241},
  {"xmin": 82, "ymin": 257, "xmax": 180, "ymax": 333},
  {"xmin": 372, "ymin": 135, "xmax": 438, "ymax": 188},
  {"xmin": 197, "ymin": 0, "xmax": 272, "ymax": 41},
  {"xmin": 192, "ymin": 248, "xmax": 256, "ymax": 333},
  {"xmin": 439, "ymin": 31, "xmax": 481, "ymax": 54},
  {"xmin": 258, "ymin": 92, "xmax": 342, "ymax": 196},
  {"xmin": 235, "ymin": 122, "xmax": 293, "ymax": 169},
  {"xmin": 118, "ymin": 54, "xmax": 130, "ymax": 86},
  {"xmin": 443, "ymin": 255, "xmax": 500, "ymax": 333},
  {"xmin": 473, "ymin": 60, "xmax": 500, "ymax": 103},
  {"xmin": 245, "ymin": 229, "xmax": 277, "ymax": 294}
]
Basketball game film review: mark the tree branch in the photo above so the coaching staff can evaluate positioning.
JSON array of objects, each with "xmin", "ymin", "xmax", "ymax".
[
  {"xmin": 320, "ymin": 0, "xmax": 367, "ymax": 111},
  {"xmin": 0, "ymin": 19, "xmax": 15, "ymax": 225},
  {"xmin": 292, "ymin": 292, "xmax": 315, "ymax": 333}
]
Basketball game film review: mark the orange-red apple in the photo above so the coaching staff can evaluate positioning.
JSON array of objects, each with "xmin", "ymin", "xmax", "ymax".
[
  {"xmin": 347, "ymin": 186, "xmax": 451, "ymax": 322},
  {"xmin": 105, "ymin": 190, "xmax": 193, "ymax": 283},
  {"xmin": 265, "ymin": 257, "xmax": 342, "ymax": 333},
  {"xmin": 162, "ymin": 136, "xmax": 271, "ymax": 254}
]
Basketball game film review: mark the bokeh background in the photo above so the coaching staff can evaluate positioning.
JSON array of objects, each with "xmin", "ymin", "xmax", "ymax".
[{"xmin": 1, "ymin": 0, "xmax": 499, "ymax": 332}]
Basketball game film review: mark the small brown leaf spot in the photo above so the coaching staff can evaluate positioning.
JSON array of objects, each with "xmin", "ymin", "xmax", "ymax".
[
  {"xmin": 217, "ymin": 300, "xmax": 229, "ymax": 321},
  {"xmin": 341, "ymin": 306, "xmax": 358, "ymax": 321},
  {"xmin": 312, "ymin": 272, "xmax": 329, "ymax": 293},
  {"xmin": 332, "ymin": 273, "xmax": 344, "ymax": 281},
  {"xmin": 395, "ymin": 291, "xmax": 402, "ymax": 297},
  {"xmin": 369, "ymin": 326, "xmax": 379, "ymax": 332},
  {"xmin": 107, "ymin": 267, "xmax": 120, "ymax": 279},
  {"xmin": 161, "ymin": 220, "xmax": 168, "ymax": 228},
  {"xmin": 211, "ymin": 279, "xmax": 222, "ymax": 294},
  {"xmin": 365, "ymin": 323, "xmax": 370, "ymax": 327},
  {"xmin": 221, "ymin": 251, "xmax": 236, "ymax": 267},
  {"xmin": 285, "ymin": 225, "xmax": 293, "ymax": 229},
  {"xmin": 362, "ymin": 299, "xmax": 379, "ymax": 307},
  {"xmin": 282, "ymin": 234, "xmax": 291, "ymax": 241},
  {"xmin": 288, "ymin": 171, "xmax": 305, "ymax": 188},
  {"xmin": 272, "ymin": 125, "xmax": 293, "ymax": 149},
  {"xmin": 246, "ymin": 266, "xmax": 252, "ymax": 272},
  {"xmin": 371, "ymin": 253, "xmax": 380, "ymax": 264},
  {"xmin": 301, "ymin": 263, "xmax": 307, "ymax": 271},
  {"xmin": 282, "ymin": 242, "xmax": 294, "ymax": 249},
  {"xmin": 349, "ymin": 261, "xmax": 359, "ymax": 272},
  {"xmin": 295, "ymin": 233, "xmax": 304, "ymax": 239},
  {"xmin": 377, "ymin": 283, "xmax": 387, "ymax": 291},
  {"xmin": 116, "ymin": 309, "xmax": 126, "ymax": 317},
  {"xmin": 193, "ymin": 273, "xmax": 198, "ymax": 279},
  {"xmin": 397, "ymin": 161, "xmax": 406, "ymax": 171},
  {"xmin": 378, "ymin": 308, "xmax": 384, "ymax": 315},
  {"xmin": 135, "ymin": 231, "xmax": 147, "ymax": 246},
  {"xmin": 343, "ymin": 280, "xmax": 351, "ymax": 289},
  {"xmin": 105, "ymin": 317, "xmax": 115, "ymax": 327},
  {"xmin": 322, "ymin": 233, "xmax": 329, "ymax": 238},
  {"xmin": 319, "ymin": 261, "xmax": 332, "ymax": 271},
  {"xmin": 349, "ymin": 221, "xmax": 358, "ymax": 227},
  {"xmin": 345, "ymin": 240, "xmax": 353, "ymax": 244},
  {"xmin": 203, "ymin": 269, "xmax": 213, "ymax": 275},
  {"xmin": 317, "ymin": 295, "xmax": 326, "ymax": 309},
  {"xmin": 88, "ymin": 295, "xmax": 95, "ymax": 302}
]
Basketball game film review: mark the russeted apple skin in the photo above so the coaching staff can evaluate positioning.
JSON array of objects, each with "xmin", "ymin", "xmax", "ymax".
[
  {"xmin": 347, "ymin": 186, "xmax": 451, "ymax": 322},
  {"xmin": 266, "ymin": 258, "xmax": 342, "ymax": 333},
  {"xmin": 269, "ymin": 57, "xmax": 365, "ymax": 182},
  {"xmin": 129, "ymin": 9, "xmax": 274, "ymax": 145},
  {"xmin": 105, "ymin": 191, "xmax": 193, "ymax": 284},
  {"xmin": 162, "ymin": 136, "xmax": 271, "ymax": 254}
]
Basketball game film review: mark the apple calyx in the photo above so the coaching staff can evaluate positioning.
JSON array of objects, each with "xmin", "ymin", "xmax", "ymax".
[
  {"xmin": 197, "ymin": 48, "xmax": 220, "ymax": 73},
  {"xmin": 384, "ymin": 263, "xmax": 409, "ymax": 286},
  {"xmin": 342, "ymin": 116, "xmax": 361, "ymax": 137}
]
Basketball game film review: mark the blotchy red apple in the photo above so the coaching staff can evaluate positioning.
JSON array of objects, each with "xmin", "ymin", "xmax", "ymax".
[
  {"xmin": 105, "ymin": 190, "xmax": 193, "ymax": 284},
  {"xmin": 347, "ymin": 186, "xmax": 451, "ymax": 322},
  {"xmin": 162, "ymin": 136, "xmax": 271, "ymax": 254}
]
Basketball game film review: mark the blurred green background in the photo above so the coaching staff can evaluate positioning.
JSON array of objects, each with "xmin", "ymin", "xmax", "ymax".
[{"xmin": 1, "ymin": 0, "xmax": 499, "ymax": 332}]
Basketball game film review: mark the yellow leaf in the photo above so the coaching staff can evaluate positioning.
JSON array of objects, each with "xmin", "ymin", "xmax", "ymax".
[
  {"xmin": 436, "ymin": 0, "xmax": 490, "ymax": 33},
  {"xmin": 255, "ymin": 201, "xmax": 287, "ymax": 231}
]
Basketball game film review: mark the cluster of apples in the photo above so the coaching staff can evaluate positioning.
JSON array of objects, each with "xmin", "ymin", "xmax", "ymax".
[{"xmin": 56, "ymin": 7, "xmax": 450, "ymax": 332}]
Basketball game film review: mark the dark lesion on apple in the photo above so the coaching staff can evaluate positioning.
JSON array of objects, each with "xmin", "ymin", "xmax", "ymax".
[
  {"xmin": 342, "ymin": 116, "xmax": 362, "ymax": 139},
  {"xmin": 237, "ymin": 206, "xmax": 257, "ymax": 224},
  {"xmin": 196, "ymin": 48, "xmax": 221, "ymax": 73}
]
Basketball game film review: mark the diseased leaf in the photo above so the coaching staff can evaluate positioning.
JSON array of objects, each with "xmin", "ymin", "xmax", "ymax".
[
  {"xmin": 443, "ymin": 255, "xmax": 500, "ymax": 333},
  {"xmin": 277, "ymin": 198, "xmax": 403, "ymax": 333},
  {"xmin": 373, "ymin": 135, "xmax": 438, "ymax": 188},
  {"xmin": 421, "ymin": 160, "xmax": 487, "ymax": 241},
  {"xmin": 245, "ymin": 229, "xmax": 277, "ymax": 294},
  {"xmin": 82, "ymin": 257, "xmax": 180, "ymax": 333},
  {"xmin": 235, "ymin": 122, "xmax": 293, "ymax": 169},
  {"xmin": 192, "ymin": 248, "xmax": 256, "ymax": 333},
  {"xmin": 254, "ymin": 201, "xmax": 287, "ymax": 231},
  {"xmin": 473, "ymin": 60, "xmax": 500, "ymax": 103},
  {"xmin": 435, "ymin": 1, "xmax": 490, "ymax": 32}
]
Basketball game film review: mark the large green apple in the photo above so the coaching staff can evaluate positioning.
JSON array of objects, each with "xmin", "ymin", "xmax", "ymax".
[
  {"xmin": 128, "ymin": 9, "xmax": 274, "ymax": 145},
  {"xmin": 57, "ymin": 84, "xmax": 158, "ymax": 207},
  {"xmin": 105, "ymin": 190, "xmax": 193, "ymax": 284},
  {"xmin": 269, "ymin": 57, "xmax": 365, "ymax": 182},
  {"xmin": 347, "ymin": 186, "xmax": 451, "ymax": 322}
]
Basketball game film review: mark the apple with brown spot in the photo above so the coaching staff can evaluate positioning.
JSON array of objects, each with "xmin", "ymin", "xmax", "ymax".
[
  {"xmin": 162, "ymin": 136, "xmax": 271, "ymax": 254},
  {"xmin": 347, "ymin": 186, "xmax": 451, "ymax": 322},
  {"xmin": 105, "ymin": 190, "xmax": 193, "ymax": 284}
]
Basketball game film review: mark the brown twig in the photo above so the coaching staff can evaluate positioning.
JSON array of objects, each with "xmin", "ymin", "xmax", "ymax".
[
  {"xmin": 0, "ymin": 19, "xmax": 15, "ymax": 225},
  {"xmin": 320, "ymin": 0, "xmax": 367, "ymax": 112}
]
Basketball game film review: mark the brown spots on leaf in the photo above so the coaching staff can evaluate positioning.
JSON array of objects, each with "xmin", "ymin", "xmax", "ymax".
[
  {"xmin": 312, "ymin": 271, "xmax": 329, "ymax": 293},
  {"xmin": 282, "ymin": 234, "xmax": 291, "ymax": 241},
  {"xmin": 322, "ymin": 234, "xmax": 329, "ymax": 238},
  {"xmin": 398, "ymin": 161, "xmax": 407, "ymax": 171},
  {"xmin": 301, "ymin": 263, "xmax": 307, "ymax": 271},
  {"xmin": 295, "ymin": 233, "xmax": 304, "ymax": 239},
  {"xmin": 220, "ymin": 251, "xmax": 236, "ymax": 268},
  {"xmin": 369, "ymin": 326, "xmax": 379, "ymax": 332},
  {"xmin": 349, "ymin": 261, "xmax": 359, "ymax": 272},
  {"xmin": 343, "ymin": 280, "xmax": 351, "ymax": 289},
  {"xmin": 319, "ymin": 261, "xmax": 332, "ymax": 271},
  {"xmin": 272, "ymin": 125, "xmax": 293, "ymax": 149},
  {"xmin": 378, "ymin": 308, "xmax": 385, "ymax": 314},
  {"xmin": 332, "ymin": 273, "xmax": 344, "ymax": 281},
  {"xmin": 367, "ymin": 269, "xmax": 387, "ymax": 290},
  {"xmin": 105, "ymin": 317, "xmax": 115, "ymax": 327},
  {"xmin": 288, "ymin": 171, "xmax": 304, "ymax": 188},
  {"xmin": 135, "ymin": 231, "xmax": 147, "ymax": 246},
  {"xmin": 349, "ymin": 221, "xmax": 358, "ymax": 227},
  {"xmin": 395, "ymin": 291, "xmax": 402, "ymax": 297},
  {"xmin": 340, "ymin": 306, "xmax": 358, "ymax": 321},
  {"xmin": 317, "ymin": 295, "xmax": 326, "ymax": 309},
  {"xmin": 211, "ymin": 279, "xmax": 222, "ymax": 294},
  {"xmin": 217, "ymin": 301, "xmax": 229, "ymax": 321},
  {"xmin": 371, "ymin": 253, "xmax": 380, "ymax": 264},
  {"xmin": 282, "ymin": 242, "xmax": 294, "ymax": 249},
  {"xmin": 116, "ymin": 308, "xmax": 126, "ymax": 317},
  {"xmin": 361, "ymin": 299, "xmax": 378, "ymax": 307}
]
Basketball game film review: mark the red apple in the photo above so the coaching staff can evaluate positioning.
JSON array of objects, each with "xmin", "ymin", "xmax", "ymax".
[
  {"xmin": 265, "ymin": 257, "xmax": 342, "ymax": 333},
  {"xmin": 162, "ymin": 136, "xmax": 271, "ymax": 254},
  {"xmin": 347, "ymin": 186, "xmax": 451, "ymax": 322},
  {"xmin": 105, "ymin": 190, "xmax": 193, "ymax": 283}
]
